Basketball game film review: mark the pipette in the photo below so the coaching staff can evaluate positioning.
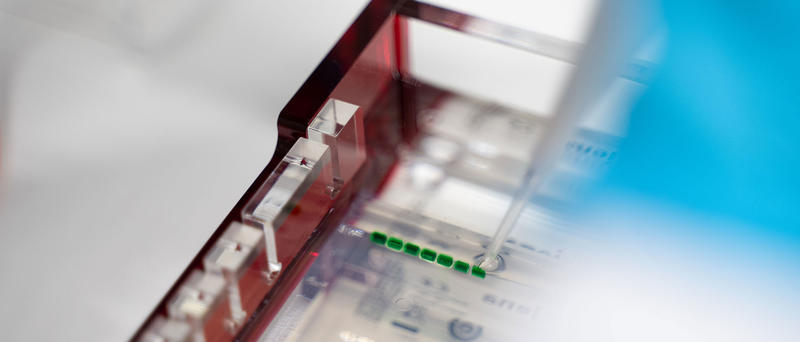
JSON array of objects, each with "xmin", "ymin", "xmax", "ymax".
[{"xmin": 479, "ymin": 0, "xmax": 648, "ymax": 271}]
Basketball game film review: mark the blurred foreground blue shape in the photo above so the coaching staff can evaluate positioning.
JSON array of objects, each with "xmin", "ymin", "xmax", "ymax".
[
  {"xmin": 561, "ymin": 6, "xmax": 800, "ymax": 338},
  {"xmin": 603, "ymin": 1, "xmax": 800, "ymax": 234}
]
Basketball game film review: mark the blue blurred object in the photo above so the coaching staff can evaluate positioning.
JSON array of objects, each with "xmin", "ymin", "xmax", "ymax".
[{"xmin": 603, "ymin": 1, "xmax": 800, "ymax": 234}]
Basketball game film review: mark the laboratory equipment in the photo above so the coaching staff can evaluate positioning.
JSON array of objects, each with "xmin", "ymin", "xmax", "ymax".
[{"xmin": 134, "ymin": 0, "xmax": 646, "ymax": 340}]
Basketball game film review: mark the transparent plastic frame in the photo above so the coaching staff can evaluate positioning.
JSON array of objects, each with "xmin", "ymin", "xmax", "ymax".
[{"xmin": 134, "ymin": 1, "xmax": 644, "ymax": 341}]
